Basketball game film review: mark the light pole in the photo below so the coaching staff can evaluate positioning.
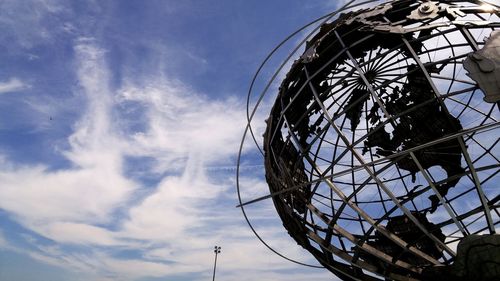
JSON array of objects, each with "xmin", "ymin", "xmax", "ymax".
[{"xmin": 212, "ymin": 246, "xmax": 221, "ymax": 281}]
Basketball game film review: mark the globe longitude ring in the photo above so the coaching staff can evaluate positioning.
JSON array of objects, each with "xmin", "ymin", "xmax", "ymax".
[{"xmin": 237, "ymin": 1, "xmax": 500, "ymax": 280}]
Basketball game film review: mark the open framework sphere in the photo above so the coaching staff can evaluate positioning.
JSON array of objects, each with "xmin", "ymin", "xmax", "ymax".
[{"xmin": 259, "ymin": 1, "xmax": 500, "ymax": 280}]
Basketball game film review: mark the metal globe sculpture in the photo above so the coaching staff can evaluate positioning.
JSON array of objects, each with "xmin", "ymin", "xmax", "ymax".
[{"xmin": 237, "ymin": 0, "xmax": 499, "ymax": 280}]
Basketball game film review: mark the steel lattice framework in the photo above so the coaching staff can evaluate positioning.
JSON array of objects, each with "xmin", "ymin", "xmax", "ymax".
[{"xmin": 237, "ymin": 0, "xmax": 500, "ymax": 280}]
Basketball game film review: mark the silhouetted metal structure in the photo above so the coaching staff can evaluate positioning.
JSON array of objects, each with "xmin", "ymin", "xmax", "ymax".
[{"xmin": 237, "ymin": 0, "xmax": 500, "ymax": 280}]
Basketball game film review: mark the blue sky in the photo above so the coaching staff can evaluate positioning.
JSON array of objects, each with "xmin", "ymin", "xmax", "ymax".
[{"xmin": 0, "ymin": 1, "xmax": 350, "ymax": 281}]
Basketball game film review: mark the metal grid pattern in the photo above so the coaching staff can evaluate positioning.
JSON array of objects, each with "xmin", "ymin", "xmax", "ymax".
[{"xmin": 237, "ymin": 1, "xmax": 500, "ymax": 280}]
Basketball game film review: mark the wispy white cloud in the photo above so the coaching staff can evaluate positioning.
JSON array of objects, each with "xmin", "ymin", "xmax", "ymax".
[
  {"xmin": 0, "ymin": 0, "xmax": 67, "ymax": 49},
  {"xmin": 0, "ymin": 1, "xmax": 351, "ymax": 280},
  {"xmin": 0, "ymin": 36, "xmax": 325, "ymax": 281},
  {"xmin": 38, "ymin": 222, "xmax": 120, "ymax": 246},
  {"xmin": 0, "ymin": 41, "xmax": 135, "ymax": 227},
  {"xmin": 0, "ymin": 77, "xmax": 30, "ymax": 94},
  {"xmin": 118, "ymin": 79, "xmax": 249, "ymax": 172}
]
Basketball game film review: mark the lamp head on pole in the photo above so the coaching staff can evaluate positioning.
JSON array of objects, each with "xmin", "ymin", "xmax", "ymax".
[{"xmin": 214, "ymin": 246, "xmax": 221, "ymax": 254}]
